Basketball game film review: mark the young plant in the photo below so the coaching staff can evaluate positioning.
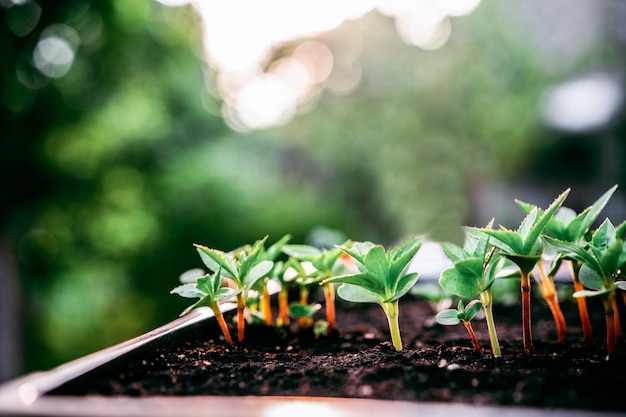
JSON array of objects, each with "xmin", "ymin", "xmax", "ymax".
[
  {"xmin": 482, "ymin": 189, "xmax": 570, "ymax": 355},
  {"xmin": 436, "ymin": 300, "xmax": 483, "ymax": 354},
  {"xmin": 282, "ymin": 244, "xmax": 348, "ymax": 332},
  {"xmin": 252, "ymin": 234, "xmax": 292, "ymax": 326},
  {"xmin": 170, "ymin": 268, "xmax": 236, "ymax": 345},
  {"xmin": 545, "ymin": 219, "xmax": 626, "ymax": 358},
  {"xmin": 194, "ymin": 236, "xmax": 274, "ymax": 343},
  {"xmin": 517, "ymin": 185, "xmax": 617, "ymax": 343},
  {"xmin": 323, "ymin": 237, "xmax": 423, "ymax": 351},
  {"xmin": 439, "ymin": 223, "xmax": 504, "ymax": 357}
]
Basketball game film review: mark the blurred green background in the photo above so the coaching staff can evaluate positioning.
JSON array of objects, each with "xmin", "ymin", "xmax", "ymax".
[{"xmin": 1, "ymin": 0, "xmax": 625, "ymax": 380}]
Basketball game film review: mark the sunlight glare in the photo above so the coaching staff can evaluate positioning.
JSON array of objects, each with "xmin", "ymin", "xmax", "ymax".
[{"xmin": 155, "ymin": 0, "xmax": 482, "ymax": 130}]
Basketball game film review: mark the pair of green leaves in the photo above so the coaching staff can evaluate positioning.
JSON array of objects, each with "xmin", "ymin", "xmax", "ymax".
[
  {"xmin": 546, "ymin": 219, "xmax": 626, "ymax": 297},
  {"xmin": 436, "ymin": 299, "xmax": 482, "ymax": 326},
  {"xmin": 324, "ymin": 237, "xmax": 422, "ymax": 304},
  {"xmin": 170, "ymin": 268, "xmax": 236, "ymax": 316}
]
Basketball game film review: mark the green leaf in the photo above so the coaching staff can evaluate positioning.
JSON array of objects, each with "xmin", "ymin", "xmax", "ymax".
[
  {"xmin": 435, "ymin": 309, "xmax": 461, "ymax": 326},
  {"xmin": 325, "ymin": 272, "xmax": 385, "ymax": 296},
  {"xmin": 592, "ymin": 219, "xmax": 614, "ymax": 252},
  {"xmin": 336, "ymin": 283, "xmax": 382, "ymax": 304},
  {"xmin": 439, "ymin": 258, "xmax": 483, "ymax": 299},
  {"xmin": 579, "ymin": 264, "xmax": 604, "ymax": 290},
  {"xmin": 363, "ymin": 245, "xmax": 388, "ymax": 280},
  {"xmin": 283, "ymin": 244, "xmax": 322, "ymax": 260},
  {"xmin": 245, "ymin": 260, "xmax": 274, "ymax": 288},
  {"xmin": 483, "ymin": 229, "xmax": 523, "ymax": 254},
  {"xmin": 214, "ymin": 287, "xmax": 238, "ymax": 302},
  {"xmin": 464, "ymin": 299, "xmax": 483, "ymax": 320},
  {"xmin": 571, "ymin": 185, "xmax": 618, "ymax": 240},
  {"xmin": 389, "ymin": 238, "xmax": 422, "ymax": 280},
  {"xmin": 441, "ymin": 242, "xmax": 468, "ymax": 263},
  {"xmin": 518, "ymin": 208, "xmax": 538, "ymax": 242},
  {"xmin": 264, "ymin": 234, "xmax": 292, "ymax": 261},
  {"xmin": 170, "ymin": 282, "xmax": 206, "ymax": 298},
  {"xmin": 238, "ymin": 236, "xmax": 269, "ymax": 281},
  {"xmin": 387, "ymin": 272, "xmax": 419, "ymax": 302},
  {"xmin": 524, "ymin": 188, "xmax": 570, "ymax": 250},
  {"xmin": 288, "ymin": 302, "xmax": 321, "ymax": 318},
  {"xmin": 615, "ymin": 281, "xmax": 626, "ymax": 291},
  {"xmin": 599, "ymin": 240, "xmax": 624, "ymax": 278},
  {"xmin": 195, "ymin": 245, "xmax": 237, "ymax": 278}
]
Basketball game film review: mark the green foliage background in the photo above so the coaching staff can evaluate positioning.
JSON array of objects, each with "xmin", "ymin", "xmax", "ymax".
[{"xmin": 1, "ymin": 0, "xmax": 624, "ymax": 376}]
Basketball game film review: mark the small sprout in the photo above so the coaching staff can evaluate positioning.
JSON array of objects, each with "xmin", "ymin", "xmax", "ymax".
[
  {"xmin": 436, "ymin": 300, "xmax": 483, "ymax": 354},
  {"xmin": 439, "ymin": 222, "xmax": 503, "ymax": 357},
  {"xmin": 518, "ymin": 185, "xmax": 618, "ymax": 343},
  {"xmin": 482, "ymin": 188, "xmax": 570, "ymax": 355},
  {"xmin": 546, "ymin": 218, "xmax": 626, "ymax": 359},
  {"xmin": 194, "ymin": 236, "xmax": 274, "ymax": 343},
  {"xmin": 282, "ymin": 244, "xmax": 348, "ymax": 333},
  {"xmin": 170, "ymin": 268, "xmax": 236, "ymax": 345},
  {"xmin": 324, "ymin": 237, "xmax": 423, "ymax": 351}
]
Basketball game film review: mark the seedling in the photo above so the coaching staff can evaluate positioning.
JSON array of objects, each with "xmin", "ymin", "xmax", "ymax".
[
  {"xmin": 546, "ymin": 219, "xmax": 626, "ymax": 358},
  {"xmin": 194, "ymin": 236, "xmax": 274, "ymax": 343},
  {"xmin": 436, "ymin": 300, "xmax": 483, "ymax": 354},
  {"xmin": 482, "ymin": 189, "xmax": 569, "ymax": 355},
  {"xmin": 439, "ymin": 222, "xmax": 504, "ymax": 357},
  {"xmin": 518, "ymin": 185, "xmax": 617, "ymax": 343},
  {"xmin": 170, "ymin": 268, "xmax": 236, "ymax": 345},
  {"xmin": 252, "ymin": 234, "xmax": 292, "ymax": 326},
  {"xmin": 282, "ymin": 244, "xmax": 347, "ymax": 332},
  {"xmin": 323, "ymin": 237, "xmax": 423, "ymax": 350}
]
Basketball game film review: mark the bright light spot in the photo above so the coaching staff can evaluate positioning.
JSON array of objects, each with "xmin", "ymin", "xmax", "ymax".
[
  {"xmin": 542, "ymin": 74, "xmax": 623, "ymax": 133},
  {"xmin": 394, "ymin": 2, "xmax": 451, "ymax": 50},
  {"xmin": 17, "ymin": 383, "xmax": 38, "ymax": 405},
  {"xmin": 327, "ymin": 60, "xmax": 362, "ymax": 95},
  {"xmin": 435, "ymin": 0, "xmax": 481, "ymax": 16},
  {"xmin": 263, "ymin": 401, "xmax": 342, "ymax": 417},
  {"xmin": 168, "ymin": 0, "xmax": 481, "ymax": 130},
  {"xmin": 268, "ymin": 57, "xmax": 312, "ymax": 102},
  {"xmin": 33, "ymin": 24, "xmax": 80, "ymax": 79},
  {"xmin": 292, "ymin": 41, "xmax": 334, "ymax": 85},
  {"xmin": 225, "ymin": 74, "xmax": 296, "ymax": 131}
]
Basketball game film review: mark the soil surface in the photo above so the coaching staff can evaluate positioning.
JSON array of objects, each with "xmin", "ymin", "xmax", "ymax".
[{"xmin": 49, "ymin": 288, "xmax": 626, "ymax": 411}]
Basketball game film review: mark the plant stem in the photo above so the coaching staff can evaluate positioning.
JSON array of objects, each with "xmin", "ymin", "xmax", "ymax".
[
  {"xmin": 323, "ymin": 283, "xmax": 336, "ymax": 333},
  {"xmin": 278, "ymin": 287, "xmax": 289, "ymax": 327},
  {"xmin": 463, "ymin": 321, "xmax": 482, "ymax": 354},
  {"xmin": 569, "ymin": 261, "xmax": 593, "ymax": 343},
  {"xmin": 210, "ymin": 304, "xmax": 233, "ymax": 345},
  {"xmin": 236, "ymin": 292, "xmax": 246, "ymax": 343},
  {"xmin": 299, "ymin": 287, "xmax": 312, "ymax": 328},
  {"xmin": 537, "ymin": 262, "xmax": 567, "ymax": 343},
  {"xmin": 602, "ymin": 292, "xmax": 616, "ymax": 359},
  {"xmin": 382, "ymin": 300, "xmax": 403, "ymax": 351},
  {"xmin": 480, "ymin": 290, "xmax": 501, "ymax": 357},
  {"xmin": 260, "ymin": 283, "xmax": 272, "ymax": 326},
  {"xmin": 520, "ymin": 270, "xmax": 533, "ymax": 356},
  {"xmin": 613, "ymin": 296, "xmax": 622, "ymax": 339}
]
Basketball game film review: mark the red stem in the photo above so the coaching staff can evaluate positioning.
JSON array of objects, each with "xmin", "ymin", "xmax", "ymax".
[
  {"xmin": 521, "ymin": 270, "xmax": 533, "ymax": 356},
  {"xmin": 463, "ymin": 321, "xmax": 483, "ymax": 355}
]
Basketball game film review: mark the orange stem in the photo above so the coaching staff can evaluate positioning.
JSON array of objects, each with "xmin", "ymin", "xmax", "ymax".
[
  {"xmin": 324, "ymin": 283, "xmax": 336, "ymax": 333},
  {"xmin": 603, "ymin": 293, "xmax": 616, "ymax": 359},
  {"xmin": 211, "ymin": 305, "xmax": 233, "ymax": 345},
  {"xmin": 261, "ymin": 284, "xmax": 273, "ymax": 326},
  {"xmin": 278, "ymin": 288, "xmax": 289, "ymax": 327},
  {"xmin": 236, "ymin": 293, "xmax": 246, "ymax": 343},
  {"xmin": 463, "ymin": 321, "xmax": 483, "ymax": 355},
  {"xmin": 613, "ymin": 296, "xmax": 622, "ymax": 339},
  {"xmin": 570, "ymin": 261, "xmax": 593, "ymax": 342}
]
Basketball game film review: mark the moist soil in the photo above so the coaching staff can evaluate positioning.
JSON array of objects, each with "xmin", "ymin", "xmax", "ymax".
[{"xmin": 49, "ymin": 290, "xmax": 626, "ymax": 412}]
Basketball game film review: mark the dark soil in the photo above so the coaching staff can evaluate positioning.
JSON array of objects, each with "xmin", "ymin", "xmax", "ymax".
[{"xmin": 49, "ymin": 289, "xmax": 626, "ymax": 411}]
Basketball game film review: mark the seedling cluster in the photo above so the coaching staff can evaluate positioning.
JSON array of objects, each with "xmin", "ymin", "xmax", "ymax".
[{"xmin": 171, "ymin": 186, "xmax": 625, "ymax": 359}]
